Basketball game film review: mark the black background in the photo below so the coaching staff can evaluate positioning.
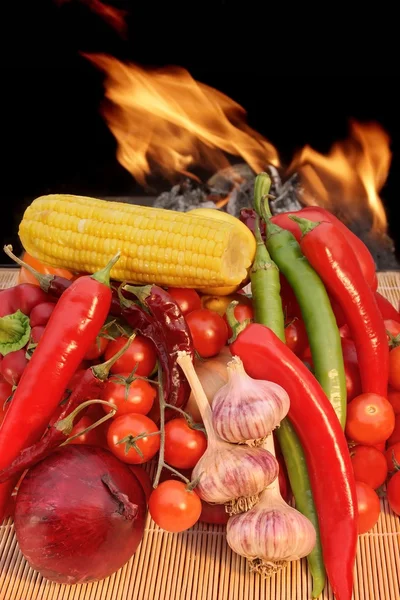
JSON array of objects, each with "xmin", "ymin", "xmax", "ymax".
[{"xmin": 1, "ymin": 1, "xmax": 400, "ymax": 263}]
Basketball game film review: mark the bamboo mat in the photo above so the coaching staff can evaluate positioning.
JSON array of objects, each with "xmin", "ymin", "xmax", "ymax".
[{"xmin": 1, "ymin": 268, "xmax": 400, "ymax": 600}]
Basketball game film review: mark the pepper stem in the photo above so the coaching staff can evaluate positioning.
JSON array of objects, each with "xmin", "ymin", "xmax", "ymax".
[
  {"xmin": 124, "ymin": 284, "xmax": 153, "ymax": 305},
  {"xmin": 3, "ymin": 245, "xmax": 54, "ymax": 292},
  {"xmin": 289, "ymin": 215, "xmax": 320, "ymax": 237},
  {"xmin": 91, "ymin": 332, "xmax": 136, "ymax": 381},
  {"xmin": 254, "ymin": 172, "xmax": 272, "ymax": 216},
  {"xmin": 226, "ymin": 301, "xmax": 251, "ymax": 343},
  {"xmin": 91, "ymin": 252, "xmax": 121, "ymax": 286}
]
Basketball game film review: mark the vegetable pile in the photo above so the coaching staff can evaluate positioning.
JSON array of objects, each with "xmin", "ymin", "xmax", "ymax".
[{"xmin": 1, "ymin": 179, "xmax": 400, "ymax": 599}]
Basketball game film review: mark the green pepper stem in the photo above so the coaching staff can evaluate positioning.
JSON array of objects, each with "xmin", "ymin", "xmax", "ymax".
[
  {"xmin": 91, "ymin": 332, "xmax": 136, "ymax": 381},
  {"xmin": 124, "ymin": 284, "xmax": 153, "ymax": 306},
  {"xmin": 3, "ymin": 245, "xmax": 54, "ymax": 292},
  {"xmin": 91, "ymin": 252, "xmax": 121, "ymax": 286},
  {"xmin": 253, "ymin": 172, "xmax": 272, "ymax": 216},
  {"xmin": 225, "ymin": 301, "xmax": 251, "ymax": 343},
  {"xmin": 289, "ymin": 215, "xmax": 320, "ymax": 236}
]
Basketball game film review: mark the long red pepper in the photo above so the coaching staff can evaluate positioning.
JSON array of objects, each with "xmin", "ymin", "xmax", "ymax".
[
  {"xmin": 230, "ymin": 323, "xmax": 357, "ymax": 600},
  {"xmin": 290, "ymin": 216, "xmax": 389, "ymax": 398},
  {"xmin": 0, "ymin": 253, "xmax": 119, "ymax": 522}
]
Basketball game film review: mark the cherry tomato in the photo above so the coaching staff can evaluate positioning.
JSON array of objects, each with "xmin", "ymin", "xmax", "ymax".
[
  {"xmin": 385, "ymin": 442, "xmax": 400, "ymax": 473},
  {"xmin": 224, "ymin": 302, "xmax": 254, "ymax": 339},
  {"xmin": 345, "ymin": 393, "xmax": 395, "ymax": 445},
  {"xmin": 167, "ymin": 287, "xmax": 202, "ymax": 316},
  {"xmin": 344, "ymin": 360, "xmax": 362, "ymax": 402},
  {"xmin": 68, "ymin": 415, "xmax": 106, "ymax": 447},
  {"xmin": 350, "ymin": 445, "xmax": 388, "ymax": 489},
  {"xmin": 186, "ymin": 309, "xmax": 228, "ymax": 358},
  {"xmin": 387, "ymin": 470, "xmax": 400, "ymax": 515},
  {"xmin": 355, "ymin": 481, "xmax": 381, "ymax": 534},
  {"xmin": 104, "ymin": 335, "xmax": 157, "ymax": 377},
  {"xmin": 374, "ymin": 442, "xmax": 387, "ymax": 452},
  {"xmin": 31, "ymin": 325, "xmax": 46, "ymax": 344},
  {"xmin": 384, "ymin": 319, "xmax": 400, "ymax": 346},
  {"xmin": 339, "ymin": 324, "xmax": 351, "ymax": 339},
  {"xmin": 102, "ymin": 375, "xmax": 156, "ymax": 417},
  {"xmin": 0, "ymin": 349, "xmax": 28, "ymax": 386},
  {"xmin": 329, "ymin": 295, "xmax": 347, "ymax": 328},
  {"xmin": 341, "ymin": 338, "xmax": 358, "ymax": 364},
  {"xmin": 199, "ymin": 500, "xmax": 229, "ymax": 525},
  {"xmin": 389, "ymin": 346, "xmax": 400, "ymax": 391},
  {"xmin": 149, "ymin": 480, "xmax": 202, "ymax": 532},
  {"xmin": 17, "ymin": 252, "xmax": 74, "ymax": 286},
  {"xmin": 129, "ymin": 465, "xmax": 153, "ymax": 503},
  {"xmin": 388, "ymin": 389, "xmax": 400, "ymax": 415},
  {"xmin": 164, "ymin": 418, "xmax": 207, "ymax": 469},
  {"xmin": 387, "ymin": 414, "xmax": 400, "ymax": 446},
  {"xmin": 83, "ymin": 336, "xmax": 109, "ymax": 361},
  {"xmin": 284, "ymin": 318, "xmax": 308, "ymax": 357},
  {"xmin": 107, "ymin": 413, "xmax": 160, "ymax": 464},
  {"xmin": 29, "ymin": 302, "xmax": 55, "ymax": 328},
  {"xmin": 280, "ymin": 274, "xmax": 301, "ymax": 319}
]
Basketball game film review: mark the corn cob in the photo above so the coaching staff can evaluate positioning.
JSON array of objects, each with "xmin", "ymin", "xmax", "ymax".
[{"xmin": 19, "ymin": 194, "xmax": 255, "ymax": 288}]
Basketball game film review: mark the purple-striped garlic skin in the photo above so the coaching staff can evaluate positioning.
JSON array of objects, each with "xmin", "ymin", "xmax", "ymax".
[{"xmin": 212, "ymin": 357, "xmax": 290, "ymax": 444}]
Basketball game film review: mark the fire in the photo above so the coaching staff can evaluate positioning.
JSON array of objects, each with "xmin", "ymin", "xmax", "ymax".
[
  {"xmin": 84, "ymin": 54, "xmax": 280, "ymax": 186},
  {"xmin": 84, "ymin": 55, "xmax": 391, "ymax": 233},
  {"xmin": 55, "ymin": 0, "xmax": 127, "ymax": 36},
  {"xmin": 289, "ymin": 121, "xmax": 391, "ymax": 233}
]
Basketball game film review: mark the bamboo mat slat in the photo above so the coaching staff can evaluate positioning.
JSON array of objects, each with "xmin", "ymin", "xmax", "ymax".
[{"xmin": 1, "ymin": 269, "xmax": 400, "ymax": 600}]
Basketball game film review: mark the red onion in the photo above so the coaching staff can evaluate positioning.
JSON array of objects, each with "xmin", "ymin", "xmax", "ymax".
[{"xmin": 14, "ymin": 445, "xmax": 146, "ymax": 584}]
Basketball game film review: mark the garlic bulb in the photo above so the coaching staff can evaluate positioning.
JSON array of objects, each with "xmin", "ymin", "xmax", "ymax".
[
  {"xmin": 212, "ymin": 356, "xmax": 290, "ymax": 444},
  {"xmin": 192, "ymin": 438, "xmax": 279, "ymax": 514},
  {"xmin": 176, "ymin": 351, "xmax": 279, "ymax": 515},
  {"xmin": 226, "ymin": 486, "xmax": 316, "ymax": 576}
]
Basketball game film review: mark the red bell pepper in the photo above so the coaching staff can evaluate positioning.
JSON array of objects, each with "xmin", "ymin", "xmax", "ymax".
[
  {"xmin": 271, "ymin": 207, "xmax": 377, "ymax": 290},
  {"xmin": 230, "ymin": 323, "xmax": 357, "ymax": 600},
  {"xmin": 291, "ymin": 216, "xmax": 389, "ymax": 398}
]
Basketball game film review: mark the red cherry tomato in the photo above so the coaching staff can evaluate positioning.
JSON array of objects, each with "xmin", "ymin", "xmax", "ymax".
[
  {"xmin": 387, "ymin": 470, "xmax": 400, "ymax": 515},
  {"xmin": 284, "ymin": 317, "xmax": 308, "ymax": 357},
  {"xmin": 384, "ymin": 319, "xmax": 400, "ymax": 345},
  {"xmin": 129, "ymin": 465, "xmax": 153, "ymax": 503},
  {"xmin": 102, "ymin": 375, "xmax": 156, "ymax": 417},
  {"xmin": 149, "ymin": 480, "xmax": 202, "ymax": 532},
  {"xmin": 68, "ymin": 415, "xmax": 106, "ymax": 447},
  {"xmin": 355, "ymin": 481, "xmax": 381, "ymax": 534},
  {"xmin": 0, "ymin": 381, "xmax": 13, "ymax": 426},
  {"xmin": 166, "ymin": 287, "xmax": 202, "ymax": 316},
  {"xmin": 0, "ymin": 349, "xmax": 28, "ymax": 386},
  {"xmin": 388, "ymin": 389, "xmax": 400, "ymax": 415},
  {"xmin": 107, "ymin": 413, "xmax": 160, "ymax": 464},
  {"xmin": 344, "ymin": 360, "xmax": 362, "ymax": 403},
  {"xmin": 385, "ymin": 442, "xmax": 400, "ymax": 473},
  {"xmin": 29, "ymin": 302, "xmax": 55, "ymax": 327},
  {"xmin": 31, "ymin": 325, "xmax": 46, "ymax": 344},
  {"xmin": 389, "ymin": 346, "xmax": 400, "ymax": 391},
  {"xmin": 83, "ymin": 336, "xmax": 109, "ymax": 360},
  {"xmin": 350, "ymin": 445, "xmax": 388, "ymax": 489},
  {"xmin": 164, "ymin": 418, "xmax": 207, "ymax": 469},
  {"xmin": 387, "ymin": 414, "xmax": 400, "ymax": 446},
  {"xmin": 345, "ymin": 393, "xmax": 395, "ymax": 445},
  {"xmin": 185, "ymin": 309, "xmax": 228, "ymax": 358},
  {"xmin": 339, "ymin": 324, "xmax": 351, "ymax": 339},
  {"xmin": 104, "ymin": 335, "xmax": 157, "ymax": 377},
  {"xmin": 224, "ymin": 302, "xmax": 254, "ymax": 339}
]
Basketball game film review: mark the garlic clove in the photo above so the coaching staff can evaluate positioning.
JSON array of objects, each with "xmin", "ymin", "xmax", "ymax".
[
  {"xmin": 226, "ymin": 488, "xmax": 316, "ymax": 576},
  {"xmin": 212, "ymin": 356, "xmax": 290, "ymax": 444},
  {"xmin": 192, "ymin": 439, "xmax": 279, "ymax": 515}
]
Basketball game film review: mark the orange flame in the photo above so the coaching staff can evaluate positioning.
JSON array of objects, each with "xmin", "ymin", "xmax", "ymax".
[
  {"xmin": 55, "ymin": 0, "xmax": 127, "ymax": 36},
  {"xmin": 289, "ymin": 121, "xmax": 390, "ymax": 233},
  {"xmin": 84, "ymin": 55, "xmax": 391, "ymax": 233},
  {"xmin": 84, "ymin": 54, "xmax": 280, "ymax": 186}
]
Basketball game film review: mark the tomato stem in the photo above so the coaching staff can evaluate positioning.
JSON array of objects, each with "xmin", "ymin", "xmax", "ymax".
[
  {"xmin": 153, "ymin": 362, "xmax": 166, "ymax": 488},
  {"xmin": 62, "ymin": 400, "xmax": 116, "ymax": 445}
]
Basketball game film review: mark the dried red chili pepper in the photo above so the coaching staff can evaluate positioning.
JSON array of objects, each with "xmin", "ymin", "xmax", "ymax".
[
  {"xmin": 124, "ymin": 284, "xmax": 194, "ymax": 411},
  {"xmin": 229, "ymin": 322, "xmax": 357, "ymax": 600},
  {"xmin": 291, "ymin": 216, "xmax": 389, "ymax": 398},
  {"xmin": 0, "ymin": 253, "xmax": 120, "ymax": 522}
]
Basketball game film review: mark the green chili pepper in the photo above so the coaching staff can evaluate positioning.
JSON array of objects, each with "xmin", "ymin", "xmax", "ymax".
[
  {"xmin": 263, "ymin": 217, "xmax": 347, "ymax": 428},
  {"xmin": 251, "ymin": 173, "xmax": 326, "ymax": 597}
]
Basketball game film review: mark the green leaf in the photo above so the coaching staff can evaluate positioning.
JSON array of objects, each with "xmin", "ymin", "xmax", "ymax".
[{"xmin": 0, "ymin": 310, "xmax": 31, "ymax": 356}]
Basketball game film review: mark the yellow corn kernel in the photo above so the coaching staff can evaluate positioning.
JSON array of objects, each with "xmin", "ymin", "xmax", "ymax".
[{"xmin": 19, "ymin": 194, "xmax": 255, "ymax": 288}]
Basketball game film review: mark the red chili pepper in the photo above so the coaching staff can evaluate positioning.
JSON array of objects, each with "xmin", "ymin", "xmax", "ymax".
[
  {"xmin": 230, "ymin": 323, "xmax": 357, "ymax": 600},
  {"xmin": 0, "ymin": 283, "xmax": 50, "ymax": 318},
  {"xmin": 270, "ymin": 208, "xmax": 377, "ymax": 290},
  {"xmin": 0, "ymin": 253, "xmax": 120, "ymax": 522},
  {"xmin": 291, "ymin": 216, "xmax": 389, "ymax": 398}
]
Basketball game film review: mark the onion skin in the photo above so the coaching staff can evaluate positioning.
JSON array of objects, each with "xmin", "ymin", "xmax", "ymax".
[{"xmin": 14, "ymin": 445, "xmax": 146, "ymax": 584}]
